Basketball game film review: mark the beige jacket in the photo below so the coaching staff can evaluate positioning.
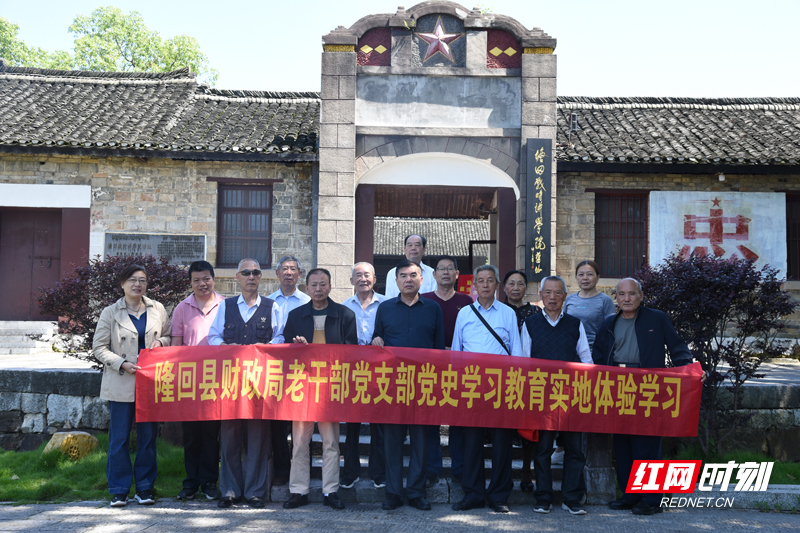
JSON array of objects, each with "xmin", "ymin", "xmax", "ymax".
[{"xmin": 92, "ymin": 296, "xmax": 171, "ymax": 402}]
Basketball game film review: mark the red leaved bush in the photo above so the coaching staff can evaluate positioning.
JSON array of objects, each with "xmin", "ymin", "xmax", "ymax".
[{"xmin": 37, "ymin": 255, "xmax": 190, "ymax": 367}]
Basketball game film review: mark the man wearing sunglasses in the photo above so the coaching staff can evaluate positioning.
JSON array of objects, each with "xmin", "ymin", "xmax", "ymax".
[{"xmin": 208, "ymin": 258, "xmax": 284, "ymax": 509}]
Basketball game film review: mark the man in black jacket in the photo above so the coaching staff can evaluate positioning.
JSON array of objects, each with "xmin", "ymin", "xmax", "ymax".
[
  {"xmin": 281, "ymin": 268, "xmax": 357, "ymax": 511},
  {"xmin": 592, "ymin": 278, "xmax": 694, "ymax": 516}
]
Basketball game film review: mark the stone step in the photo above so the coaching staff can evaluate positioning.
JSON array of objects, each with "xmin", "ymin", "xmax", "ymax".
[
  {"xmin": 0, "ymin": 340, "xmax": 54, "ymax": 349},
  {"xmin": 0, "ymin": 347, "xmax": 55, "ymax": 355},
  {"xmin": 0, "ymin": 321, "xmax": 58, "ymax": 335}
]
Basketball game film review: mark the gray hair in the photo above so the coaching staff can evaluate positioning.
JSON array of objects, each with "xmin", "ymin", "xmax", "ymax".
[
  {"xmin": 351, "ymin": 262, "xmax": 375, "ymax": 277},
  {"xmin": 276, "ymin": 255, "xmax": 302, "ymax": 272},
  {"xmin": 473, "ymin": 264, "xmax": 500, "ymax": 282},
  {"xmin": 540, "ymin": 275, "xmax": 567, "ymax": 293},
  {"xmin": 237, "ymin": 258, "xmax": 261, "ymax": 271},
  {"xmin": 617, "ymin": 277, "xmax": 643, "ymax": 293}
]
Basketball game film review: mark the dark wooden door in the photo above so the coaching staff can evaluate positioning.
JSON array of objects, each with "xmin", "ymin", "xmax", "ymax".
[{"xmin": 0, "ymin": 209, "xmax": 62, "ymax": 320}]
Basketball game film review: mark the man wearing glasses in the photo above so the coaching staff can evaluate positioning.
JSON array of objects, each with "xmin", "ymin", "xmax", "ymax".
[
  {"xmin": 384, "ymin": 235, "xmax": 437, "ymax": 298},
  {"xmin": 266, "ymin": 255, "xmax": 310, "ymax": 486},
  {"xmin": 421, "ymin": 256, "xmax": 474, "ymax": 487},
  {"xmin": 208, "ymin": 259, "xmax": 284, "ymax": 509}
]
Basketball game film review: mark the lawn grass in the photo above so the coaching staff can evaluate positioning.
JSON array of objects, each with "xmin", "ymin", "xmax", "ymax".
[
  {"xmin": 0, "ymin": 433, "xmax": 186, "ymax": 503},
  {"xmin": 670, "ymin": 443, "xmax": 800, "ymax": 485}
]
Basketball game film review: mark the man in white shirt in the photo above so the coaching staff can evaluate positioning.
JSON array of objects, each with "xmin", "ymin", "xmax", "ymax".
[
  {"xmin": 340, "ymin": 262, "xmax": 387, "ymax": 489},
  {"xmin": 207, "ymin": 259, "xmax": 284, "ymax": 509},
  {"xmin": 383, "ymin": 234, "xmax": 436, "ymax": 298},
  {"xmin": 520, "ymin": 275, "xmax": 591, "ymax": 516},
  {"xmin": 265, "ymin": 254, "xmax": 310, "ymax": 486},
  {"xmin": 450, "ymin": 265, "xmax": 522, "ymax": 514}
]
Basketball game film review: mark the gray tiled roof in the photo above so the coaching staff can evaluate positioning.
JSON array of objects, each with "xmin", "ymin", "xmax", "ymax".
[
  {"xmin": 374, "ymin": 217, "xmax": 489, "ymax": 256},
  {"xmin": 557, "ymin": 96, "xmax": 800, "ymax": 166},
  {"xmin": 0, "ymin": 61, "xmax": 319, "ymax": 159}
]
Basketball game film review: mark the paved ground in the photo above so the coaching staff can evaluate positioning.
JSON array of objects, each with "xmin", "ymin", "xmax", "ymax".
[{"xmin": 1, "ymin": 501, "xmax": 799, "ymax": 532}]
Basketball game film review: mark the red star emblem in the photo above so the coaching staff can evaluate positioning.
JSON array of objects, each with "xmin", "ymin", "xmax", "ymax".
[
  {"xmin": 712, "ymin": 197, "xmax": 721, "ymax": 207},
  {"xmin": 416, "ymin": 16, "xmax": 463, "ymax": 63}
]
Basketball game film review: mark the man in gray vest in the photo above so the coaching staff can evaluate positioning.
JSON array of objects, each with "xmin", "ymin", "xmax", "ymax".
[
  {"xmin": 521, "ymin": 275, "xmax": 592, "ymax": 516},
  {"xmin": 208, "ymin": 258, "xmax": 284, "ymax": 508}
]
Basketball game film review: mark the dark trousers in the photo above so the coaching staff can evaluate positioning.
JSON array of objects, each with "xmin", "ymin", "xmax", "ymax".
[
  {"xmin": 426, "ymin": 425, "xmax": 442, "ymax": 476},
  {"xmin": 534, "ymin": 430, "xmax": 585, "ymax": 504},
  {"xmin": 181, "ymin": 420, "xmax": 220, "ymax": 490},
  {"xmin": 383, "ymin": 423, "xmax": 427, "ymax": 500},
  {"xmin": 343, "ymin": 422, "xmax": 385, "ymax": 482},
  {"xmin": 449, "ymin": 425, "xmax": 465, "ymax": 476},
  {"xmin": 614, "ymin": 434, "xmax": 663, "ymax": 506},
  {"xmin": 220, "ymin": 419, "xmax": 270, "ymax": 500},
  {"xmin": 271, "ymin": 419, "xmax": 291, "ymax": 479},
  {"xmin": 461, "ymin": 427, "xmax": 514, "ymax": 504},
  {"xmin": 107, "ymin": 401, "xmax": 158, "ymax": 495}
]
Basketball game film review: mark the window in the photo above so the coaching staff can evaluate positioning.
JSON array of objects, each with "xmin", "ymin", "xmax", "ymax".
[
  {"xmin": 787, "ymin": 194, "xmax": 800, "ymax": 280},
  {"xmin": 594, "ymin": 191, "xmax": 649, "ymax": 278},
  {"xmin": 217, "ymin": 184, "xmax": 272, "ymax": 268}
]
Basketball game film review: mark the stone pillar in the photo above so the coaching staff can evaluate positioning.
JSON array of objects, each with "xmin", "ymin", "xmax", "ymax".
[{"xmin": 319, "ymin": 45, "xmax": 357, "ymax": 302}]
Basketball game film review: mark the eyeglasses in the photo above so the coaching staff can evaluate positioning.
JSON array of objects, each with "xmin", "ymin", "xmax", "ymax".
[
  {"xmin": 436, "ymin": 267, "xmax": 456, "ymax": 272},
  {"xmin": 238, "ymin": 269, "xmax": 262, "ymax": 277},
  {"xmin": 127, "ymin": 277, "xmax": 147, "ymax": 285}
]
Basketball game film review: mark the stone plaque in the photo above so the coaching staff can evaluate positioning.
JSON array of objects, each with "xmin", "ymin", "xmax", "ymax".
[
  {"xmin": 104, "ymin": 233, "xmax": 206, "ymax": 265},
  {"xmin": 525, "ymin": 138, "xmax": 552, "ymax": 281}
]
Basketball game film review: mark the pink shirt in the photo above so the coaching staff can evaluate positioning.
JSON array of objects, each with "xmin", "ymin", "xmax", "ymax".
[{"xmin": 171, "ymin": 292, "xmax": 225, "ymax": 346}]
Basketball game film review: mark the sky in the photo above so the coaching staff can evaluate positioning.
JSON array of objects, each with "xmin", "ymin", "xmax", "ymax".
[{"xmin": 1, "ymin": 0, "xmax": 798, "ymax": 97}]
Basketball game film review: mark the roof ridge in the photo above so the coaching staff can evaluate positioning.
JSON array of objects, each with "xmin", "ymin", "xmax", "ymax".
[
  {"xmin": 0, "ymin": 60, "xmax": 195, "ymax": 81},
  {"xmin": 197, "ymin": 86, "xmax": 320, "ymax": 100},
  {"xmin": 557, "ymin": 96, "xmax": 800, "ymax": 110}
]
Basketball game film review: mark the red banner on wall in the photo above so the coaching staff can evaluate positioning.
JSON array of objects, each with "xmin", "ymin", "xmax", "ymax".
[{"xmin": 135, "ymin": 344, "xmax": 703, "ymax": 437}]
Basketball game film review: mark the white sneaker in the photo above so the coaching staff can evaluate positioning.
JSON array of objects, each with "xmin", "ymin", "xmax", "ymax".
[
  {"xmin": 533, "ymin": 503, "xmax": 552, "ymax": 514},
  {"xmin": 551, "ymin": 450, "xmax": 564, "ymax": 464}
]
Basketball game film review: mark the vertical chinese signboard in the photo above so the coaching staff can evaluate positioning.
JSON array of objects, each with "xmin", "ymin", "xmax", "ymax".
[{"xmin": 526, "ymin": 138, "xmax": 552, "ymax": 281}]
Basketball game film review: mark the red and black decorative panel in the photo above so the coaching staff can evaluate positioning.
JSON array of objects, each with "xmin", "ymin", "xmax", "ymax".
[
  {"xmin": 487, "ymin": 30, "xmax": 521, "ymax": 69},
  {"xmin": 358, "ymin": 28, "xmax": 392, "ymax": 66}
]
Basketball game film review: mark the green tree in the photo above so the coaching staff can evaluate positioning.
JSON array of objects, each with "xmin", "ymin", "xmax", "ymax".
[{"xmin": 0, "ymin": 7, "xmax": 218, "ymax": 85}]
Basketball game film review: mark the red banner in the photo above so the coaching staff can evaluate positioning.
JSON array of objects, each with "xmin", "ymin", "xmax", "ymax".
[{"xmin": 135, "ymin": 344, "xmax": 703, "ymax": 437}]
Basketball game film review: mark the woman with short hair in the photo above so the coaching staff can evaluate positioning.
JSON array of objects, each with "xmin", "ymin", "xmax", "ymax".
[{"xmin": 92, "ymin": 264, "xmax": 171, "ymax": 507}]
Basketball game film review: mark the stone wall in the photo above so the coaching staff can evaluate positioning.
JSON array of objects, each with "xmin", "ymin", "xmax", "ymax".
[
  {"xmin": 0, "ymin": 369, "xmax": 106, "ymax": 451},
  {"xmin": 0, "ymin": 154, "xmax": 314, "ymax": 287}
]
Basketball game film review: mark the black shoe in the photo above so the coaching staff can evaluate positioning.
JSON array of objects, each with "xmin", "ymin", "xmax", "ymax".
[
  {"xmin": 135, "ymin": 490, "xmax": 155, "ymax": 505},
  {"xmin": 283, "ymin": 493, "xmax": 309, "ymax": 509},
  {"xmin": 339, "ymin": 476, "xmax": 359, "ymax": 489},
  {"xmin": 202, "ymin": 484, "xmax": 219, "ymax": 500},
  {"xmin": 608, "ymin": 498, "xmax": 637, "ymax": 510},
  {"xmin": 425, "ymin": 471, "xmax": 439, "ymax": 488},
  {"xmin": 409, "ymin": 496, "xmax": 431, "ymax": 511},
  {"xmin": 110, "ymin": 494, "xmax": 128, "ymax": 507},
  {"xmin": 382, "ymin": 495, "xmax": 403, "ymax": 510},
  {"xmin": 451, "ymin": 472, "xmax": 462, "ymax": 485},
  {"xmin": 324, "ymin": 492, "xmax": 345, "ymax": 509},
  {"xmin": 272, "ymin": 474, "xmax": 289, "ymax": 486},
  {"xmin": 218, "ymin": 496, "xmax": 237, "ymax": 508},
  {"xmin": 489, "ymin": 501, "xmax": 510, "ymax": 513},
  {"xmin": 177, "ymin": 487, "xmax": 197, "ymax": 501},
  {"xmin": 520, "ymin": 480, "xmax": 534, "ymax": 492},
  {"xmin": 562, "ymin": 501, "xmax": 587, "ymax": 515},
  {"xmin": 452, "ymin": 498, "xmax": 485, "ymax": 511},
  {"xmin": 631, "ymin": 501, "xmax": 663, "ymax": 515},
  {"xmin": 248, "ymin": 497, "xmax": 266, "ymax": 508}
]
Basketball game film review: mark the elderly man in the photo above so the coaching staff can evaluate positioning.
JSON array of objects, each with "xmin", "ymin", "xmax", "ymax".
[
  {"xmin": 172, "ymin": 261, "xmax": 225, "ymax": 501},
  {"xmin": 450, "ymin": 265, "xmax": 522, "ymax": 513},
  {"xmin": 593, "ymin": 278, "xmax": 696, "ymax": 516},
  {"xmin": 384, "ymin": 235, "xmax": 437, "ymax": 298},
  {"xmin": 340, "ymin": 262, "xmax": 387, "ymax": 490},
  {"xmin": 208, "ymin": 259, "xmax": 284, "ymax": 509},
  {"xmin": 372, "ymin": 259, "xmax": 445, "ymax": 511},
  {"xmin": 421, "ymin": 255, "xmax": 474, "ymax": 487},
  {"xmin": 282, "ymin": 268, "xmax": 357, "ymax": 510},
  {"xmin": 267, "ymin": 254, "xmax": 310, "ymax": 486},
  {"xmin": 521, "ymin": 275, "xmax": 592, "ymax": 516}
]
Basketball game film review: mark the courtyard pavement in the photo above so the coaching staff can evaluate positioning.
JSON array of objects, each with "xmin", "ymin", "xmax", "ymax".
[{"xmin": 1, "ymin": 500, "xmax": 799, "ymax": 532}]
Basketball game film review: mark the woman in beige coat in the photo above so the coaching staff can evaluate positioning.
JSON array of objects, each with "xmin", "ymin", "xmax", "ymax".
[{"xmin": 92, "ymin": 264, "xmax": 171, "ymax": 507}]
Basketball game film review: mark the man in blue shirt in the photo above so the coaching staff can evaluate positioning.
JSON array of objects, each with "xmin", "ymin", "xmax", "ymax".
[
  {"xmin": 266, "ymin": 254, "xmax": 310, "ymax": 486},
  {"xmin": 340, "ymin": 262, "xmax": 387, "ymax": 489},
  {"xmin": 208, "ymin": 258, "xmax": 284, "ymax": 509},
  {"xmin": 450, "ymin": 265, "xmax": 522, "ymax": 513},
  {"xmin": 372, "ymin": 259, "xmax": 445, "ymax": 511}
]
